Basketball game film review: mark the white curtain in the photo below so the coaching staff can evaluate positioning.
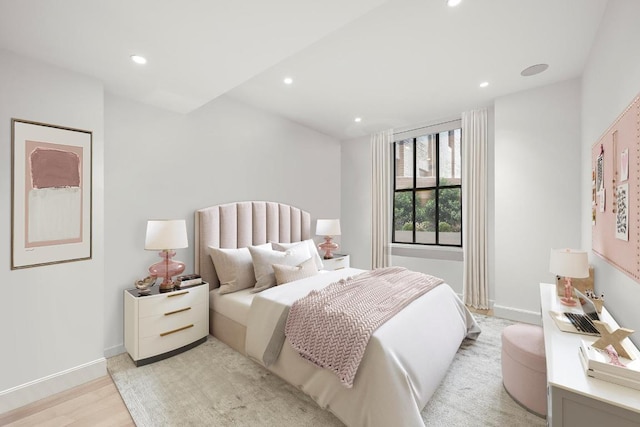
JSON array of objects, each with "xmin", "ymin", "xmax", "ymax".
[
  {"xmin": 371, "ymin": 129, "xmax": 394, "ymax": 269},
  {"xmin": 462, "ymin": 109, "xmax": 489, "ymax": 309}
]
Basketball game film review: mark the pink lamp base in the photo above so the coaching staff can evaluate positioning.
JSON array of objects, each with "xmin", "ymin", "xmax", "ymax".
[
  {"xmin": 318, "ymin": 236, "xmax": 339, "ymax": 259},
  {"xmin": 149, "ymin": 249, "xmax": 185, "ymax": 290},
  {"xmin": 560, "ymin": 278, "xmax": 577, "ymax": 306}
]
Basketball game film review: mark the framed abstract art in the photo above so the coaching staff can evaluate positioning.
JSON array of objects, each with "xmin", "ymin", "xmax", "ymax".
[{"xmin": 11, "ymin": 119, "xmax": 92, "ymax": 269}]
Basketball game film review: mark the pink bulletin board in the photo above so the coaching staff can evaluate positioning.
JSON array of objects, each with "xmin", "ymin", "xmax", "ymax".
[{"xmin": 591, "ymin": 94, "xmax": 640, "ymax": 283}]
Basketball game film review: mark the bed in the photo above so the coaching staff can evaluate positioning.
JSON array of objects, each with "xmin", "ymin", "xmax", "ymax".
[{"xmin": 195, "ymin": 201, "xmax": 480, "ymax": 427}]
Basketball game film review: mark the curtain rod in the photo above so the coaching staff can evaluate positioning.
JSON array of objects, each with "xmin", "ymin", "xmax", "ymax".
[{"xmin": 393, "ymin": 118, "xmax": 460, "ymax": 136}]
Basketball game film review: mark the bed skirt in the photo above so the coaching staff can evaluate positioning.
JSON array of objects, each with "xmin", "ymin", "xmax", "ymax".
[{"xmin": 210, "ymin": 309, "xmax": 247, "ymax": 355}]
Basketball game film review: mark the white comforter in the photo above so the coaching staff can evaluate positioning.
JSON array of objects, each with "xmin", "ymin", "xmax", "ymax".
[{"xmin": 245, "ymin": 268, "xmax": 480, "ymax": 427}]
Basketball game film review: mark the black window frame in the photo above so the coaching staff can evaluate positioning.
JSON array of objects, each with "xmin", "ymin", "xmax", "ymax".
[{"xmin": 392, "ymin": 128, "xmax": 463, "ymax": 247}]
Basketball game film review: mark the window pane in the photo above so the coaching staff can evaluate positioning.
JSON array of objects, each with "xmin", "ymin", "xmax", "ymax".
[
  {"xmin": 394, "ymin": 191, "xmax": 414, "ymax": 243},
  {"xmin": 395, "ymin": 139, "xmax": 413, "ymax": 190},
  {"xmin": 438, "ymin": 187, "xmax": 461, "ymax": 245},
  {"xmin": 415, "ymin": 189, "xmax": 436, "ymax": 244},
  {"xmin": 439, "ymin": 129, "xmax": 461, "ymax": 186},
  {"xmin": 416, "ymin": 135, "xmax": 436, "ymax": 189}
]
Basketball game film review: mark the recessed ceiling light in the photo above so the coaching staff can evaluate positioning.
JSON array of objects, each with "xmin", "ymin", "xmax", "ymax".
[
  {"xmin": 354, "ymin": 117, "xmax": 362, "ymax": 123},
  {"xmin": 479, "ymin": 81, "xmax": 489, "ymax": 88},
  {"xmin": 521, "ymin": 63, "xmax": 549, "ymax": 77},
  {"xmin": 447, "ymin": 0, "xmax": 462, "ymax": 7},
  {"xmin": 283, "ymin": 77, "xmax": 293, "ymax": 85},
  {"xmin": 130, "ymin": 55, "xmax": 147, "ymax": 65}
]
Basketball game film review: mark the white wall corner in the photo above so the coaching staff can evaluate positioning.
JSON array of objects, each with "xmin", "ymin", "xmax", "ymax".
[
  {"xmin": 103, "ymin": 344, "xmax": 126, "ymax": 359},
  {"xmin": 0, "ymin": 358, "xmax": 107, "ymax": 414}
]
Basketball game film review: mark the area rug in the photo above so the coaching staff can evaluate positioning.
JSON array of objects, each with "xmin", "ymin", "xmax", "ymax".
[{"xmin": 108, "ymin": 314, "xmax": 545, "ymax": 426}]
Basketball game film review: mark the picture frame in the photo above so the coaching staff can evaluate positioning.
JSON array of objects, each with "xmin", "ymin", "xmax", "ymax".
[{"xmin": 11, "ymin": 119, "xmax": 92, "ymax": 269}]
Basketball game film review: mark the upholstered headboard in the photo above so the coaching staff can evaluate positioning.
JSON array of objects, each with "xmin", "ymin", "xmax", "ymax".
[{"xmin": 195, "ymin": 201, "xmax": 312, "ymax": 287}]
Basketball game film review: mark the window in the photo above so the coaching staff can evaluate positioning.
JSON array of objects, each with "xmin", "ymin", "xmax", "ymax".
[{"xmin": 393, "ymin": 127, "xmax": 462, "ymax": 246}]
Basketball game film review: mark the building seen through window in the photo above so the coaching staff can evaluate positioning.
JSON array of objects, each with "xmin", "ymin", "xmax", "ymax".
[{"xmin": 393, "ymin": 128, "xmax": 462, "ymax": 246}]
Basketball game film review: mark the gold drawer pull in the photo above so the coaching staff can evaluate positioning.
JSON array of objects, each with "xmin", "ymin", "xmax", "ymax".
[
  {"xmin": 167, "ymin": 291, "xmax": 188, "ymax": 298},
  {"xmin": 160, "ymin": 324, "xmax": 194, "ymax": 337},
  {"xmin": 165, "ymin": 307, "xmax": 191, "ymax": 316}
]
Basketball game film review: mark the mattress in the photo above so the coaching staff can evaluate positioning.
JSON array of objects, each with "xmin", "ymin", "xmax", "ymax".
[{"xmin": 209, "ymin": 287, "xmax": 255, "ymax": 326}]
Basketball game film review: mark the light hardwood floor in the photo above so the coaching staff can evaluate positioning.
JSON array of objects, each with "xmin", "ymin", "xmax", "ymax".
[{"xmin": 0, "ymin": 375, "xmax": 134, "ymax": 427}]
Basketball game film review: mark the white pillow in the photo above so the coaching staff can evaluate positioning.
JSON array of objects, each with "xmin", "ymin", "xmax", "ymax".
[
  {"xmin": 273, "ymin": 257, "xmax": 318, "ymax": 285},
  {"xmin": 271, "ymin": 239, "xmax": 324, "ymax": 270},
  {"xmin": 249, "ymin": 243, "xmax": 311, "ymax": 293},
  {"xmin": 208, "ymin": 243, "xmax": 271, "ymax": 295}
]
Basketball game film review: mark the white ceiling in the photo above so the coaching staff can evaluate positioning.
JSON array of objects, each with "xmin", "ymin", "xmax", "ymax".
[{"xmin": 0, "ymin": 0, "xmax": 608, "ymax": 140}]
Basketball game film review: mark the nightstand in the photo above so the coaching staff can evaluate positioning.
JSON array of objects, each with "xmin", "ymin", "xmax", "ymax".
[
  {"xmin": 321, "ymin": 254, "xmax": 350, "ymax": 271},
  {"xmin": 124, "ymin": 282, "xmax": 208, "ymax": 366}
]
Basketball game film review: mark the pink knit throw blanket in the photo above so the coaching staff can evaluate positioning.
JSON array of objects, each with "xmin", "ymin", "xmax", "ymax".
[{"xmin": 284, "ymin": 267, "xmax": 444, "ymax": 387}]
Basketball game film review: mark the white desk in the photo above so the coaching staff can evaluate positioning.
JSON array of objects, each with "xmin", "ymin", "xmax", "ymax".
[{"xmin": 540, "ymin": 283, "xmax": 640, "ymax": 426}]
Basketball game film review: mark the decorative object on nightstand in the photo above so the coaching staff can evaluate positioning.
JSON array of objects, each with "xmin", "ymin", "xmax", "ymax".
[
  {"xmin": 176, "ymin": 274, "xmax": 203, "ymax": 288},
  {"xmin": 145, "ymin": 219, "xmax": 188, "ymax": 291},
  {"xmin": 134, "ymin": 275, "xmax": 156, "ymax": 295},
  {"xmin": 316, "ymin": 219, "xmax": 341, "ymax": 259},
  {"xmin": 549, "ymin": 248, "xmax": 589, "ymax": 306}
]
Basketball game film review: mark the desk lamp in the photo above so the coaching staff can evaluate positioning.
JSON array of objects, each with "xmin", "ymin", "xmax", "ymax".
[
  {"xmin": 145, "ymin": 219, "xmax": 188, "ymax": 291},
  {"xmin": 316, "ymin": 219, "xmax": 341, "ymax": 259},
  {"xmin": 549, "ymin": 248, "xmax": 589, "ymax": 306}
]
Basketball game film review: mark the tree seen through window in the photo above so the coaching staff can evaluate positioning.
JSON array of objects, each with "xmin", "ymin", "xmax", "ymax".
[{"xmin": 393, "ymin": 128, "xmax": 462, "ymax": 246}]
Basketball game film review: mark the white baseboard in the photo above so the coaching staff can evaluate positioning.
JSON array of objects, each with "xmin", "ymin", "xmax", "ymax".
[
  {"xmin": 493, "ymin": 304, "xmax": 542, "ymax": 326},
  {"xmin": 0, "ymin": 357, "xmax": 107, "ymax": 414},
  {"xmin": 103, "ymin": 344, "xmax": 126, "ymax": 359}
]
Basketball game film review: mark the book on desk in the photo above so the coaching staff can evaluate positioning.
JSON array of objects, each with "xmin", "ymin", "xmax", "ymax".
[{"xmin": 578, "ymin": 339, "xmax": 640, "ymax": 391}]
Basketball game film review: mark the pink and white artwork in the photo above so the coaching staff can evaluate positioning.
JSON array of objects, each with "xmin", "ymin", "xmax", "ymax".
[
  {"xmin": 12, "ymin": 119, "xmax": 92, "ymax": 269},
  {"xmin": 26, "ymin": 142, "xmax": 83, "ymax": 246}
]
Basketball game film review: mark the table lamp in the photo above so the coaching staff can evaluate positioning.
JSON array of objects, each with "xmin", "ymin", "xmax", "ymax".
[
  {"xmin": 145, "ymin": 219, "xmax": 188, "ymax": 291},
  {"xmin": 316, "ymin": 219, "xmax": 341, "ymax": 259},
  {"xmin": 549, "ymin": 248, "xmax": 589, "ymax": 306}
]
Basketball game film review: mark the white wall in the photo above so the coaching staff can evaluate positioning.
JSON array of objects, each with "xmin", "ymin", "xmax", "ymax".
[
  {"xmin": 103, "ymin": 93, "xmax": 342, "ymax": 355},
  {"xmin": 581, "ymin": 0, "xmax": 640, "ymax": 345},
  {"xmin": 0, "ymin": 50, "xmax": 105, "ymax": 412},
  {"xmin": 493, "ymin": 79, "xmax": 582, "ymax": 323},
  {"xmin": 341, "ymin": 135, "xmax": 371, "ymax": 270}
]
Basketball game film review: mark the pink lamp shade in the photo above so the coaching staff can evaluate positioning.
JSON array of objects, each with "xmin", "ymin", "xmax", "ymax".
[
  {"xmin": 549, "ymin": 248, "xmax": 589, "ymax": 306},
  {"xmin": 145, "ymin": 219, "xmax": 188, "ymax": 291},
  {"xmin": 316, "ymin": 219, "xmax": 341, "ymax": 259}
]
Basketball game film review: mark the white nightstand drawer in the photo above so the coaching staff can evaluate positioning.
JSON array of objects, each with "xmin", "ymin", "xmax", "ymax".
[
  {"xmin": 138, "ymin": 285, "xmax": 207, "ymax": 318},
  {"xmin": 138, "ymin": 319, "xmax": 208, "ymax": 359},
  {"xmin": 138, "ymin": 302, "xmax": 207, "ymax": 338},
  {"xmin": 124, "ymin": 282, "xmax": 209, "ymax": 365},
  {"xmin": 322, "ymin": 254, "xmax": 350, "ymax": 271}
]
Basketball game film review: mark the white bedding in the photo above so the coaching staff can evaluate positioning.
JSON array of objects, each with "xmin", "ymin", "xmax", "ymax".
[
  {"xmin": 210, "ymin": 270, "xmax": 333, "ymax": 327},
  {"xmin": 245, "ymin": 268, "xmax": 481, "ymax": 427},
  {"xmin": 210, "ymin": 287, "xmax": 255, "ymax": 326}
]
